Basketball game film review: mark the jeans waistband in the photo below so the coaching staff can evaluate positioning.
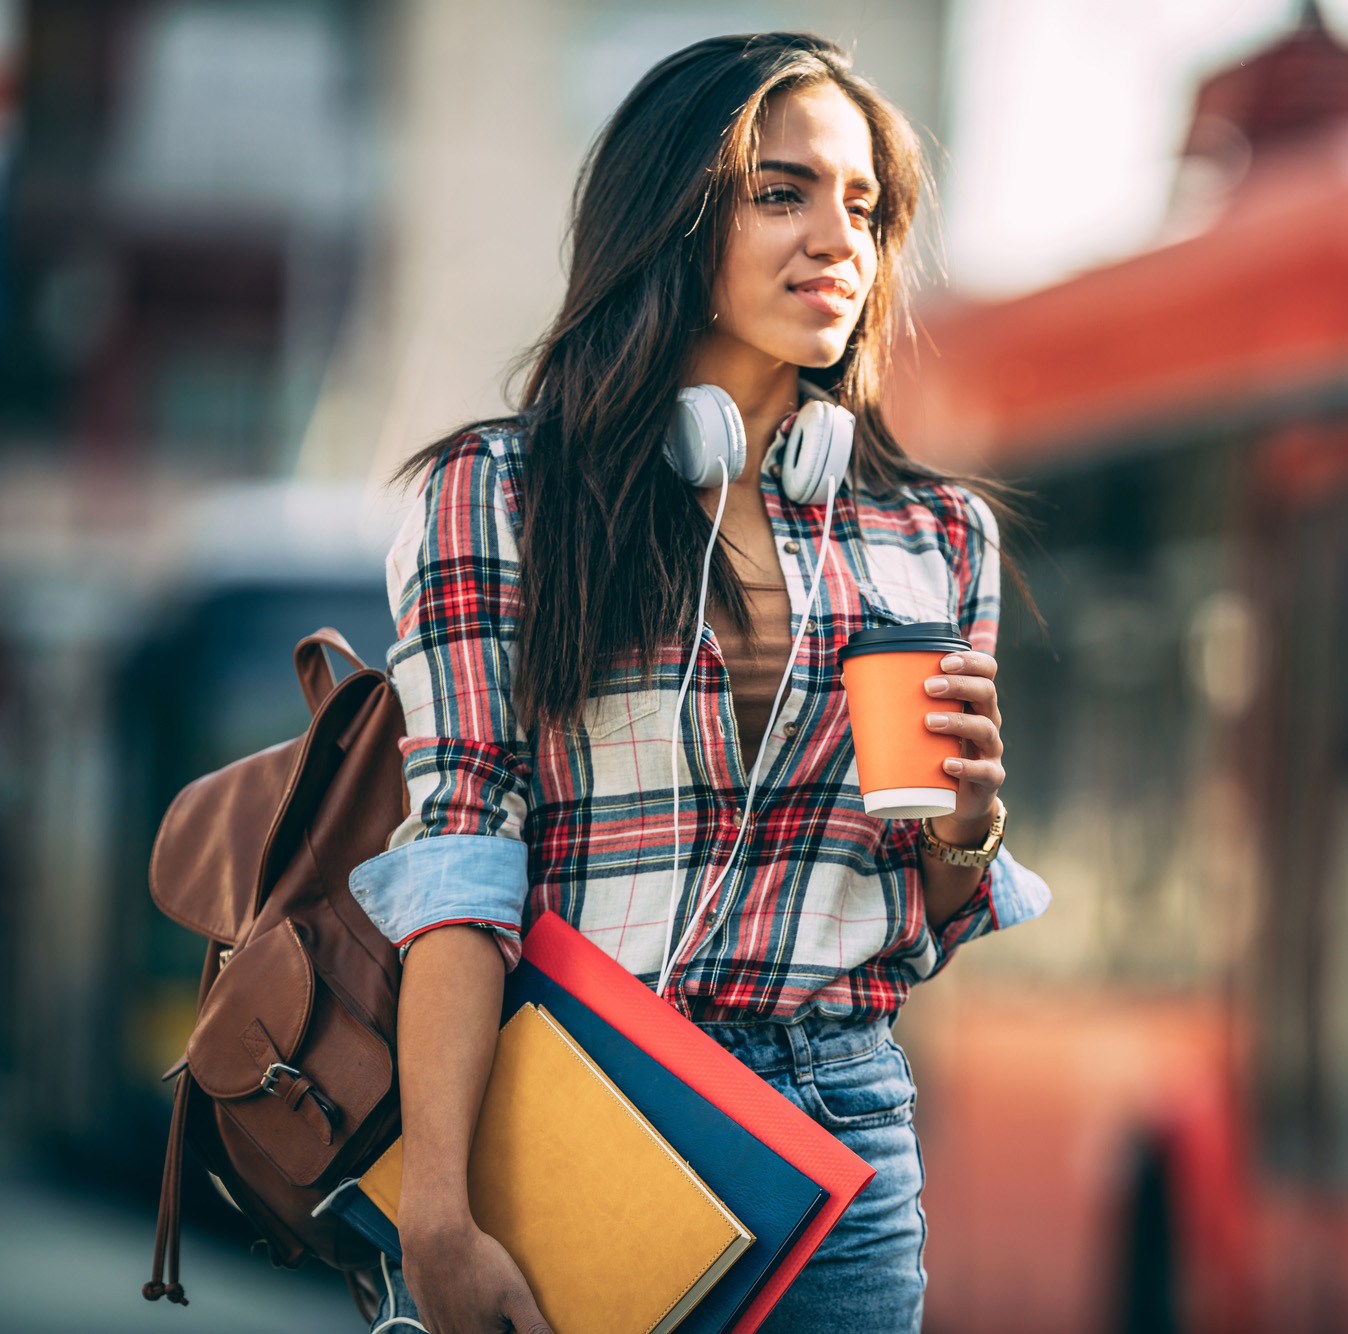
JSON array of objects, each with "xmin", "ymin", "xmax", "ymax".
[{"xmin": 693, "ymin": 1013, "xmax": 895, "ymax": 1082}]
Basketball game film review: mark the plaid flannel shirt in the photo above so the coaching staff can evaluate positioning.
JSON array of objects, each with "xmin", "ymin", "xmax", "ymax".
[{"xmin": 350, "ymin": 417, "xmax": 1050, "ymax": 1022}]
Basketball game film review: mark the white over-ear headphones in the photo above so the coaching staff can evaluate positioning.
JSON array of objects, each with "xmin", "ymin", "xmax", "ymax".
[
  {"xmin": 663, "ymin": 382, "xmax": 855, "ymax": 503},
  {"xmin": 655, "ymin": 382, "xmax": 853, "ymax": 999}
]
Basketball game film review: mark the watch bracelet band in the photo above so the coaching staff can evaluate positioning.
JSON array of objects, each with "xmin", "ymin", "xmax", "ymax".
[{"xmin": 918, "ymin": 798, "xmax": 1007, "ymax": 868}]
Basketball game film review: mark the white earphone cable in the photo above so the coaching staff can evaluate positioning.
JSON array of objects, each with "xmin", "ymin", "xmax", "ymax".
[
  {"xmin": 657, "ymin": 472, "xmax": 838, "ymax": 998},
  {"xmin": 656, "ymin": 455, "xmax": 730, "ymax": 1001},
  {"xmin": 369, "ymin": 1251, "xmax": 430, "ymax": 1334}
]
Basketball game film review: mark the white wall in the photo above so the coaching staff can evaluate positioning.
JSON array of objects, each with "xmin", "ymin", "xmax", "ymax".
[{"xmin": 941, "ymin": 0, "xmax": 1348, "ymax": 295}]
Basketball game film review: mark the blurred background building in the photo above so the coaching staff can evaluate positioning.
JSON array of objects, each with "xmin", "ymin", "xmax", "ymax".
[
  {"xmin": 1, "ymin": 0, "xmax": 1346, "ymax": 1330},
  {"xmin": 894, "ymin": 8, "xmax": 1348, "ymax": 1333}
]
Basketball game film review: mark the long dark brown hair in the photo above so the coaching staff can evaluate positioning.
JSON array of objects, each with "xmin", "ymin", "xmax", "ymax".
[{"xmin": 397, "ymin": 32, "xmax": 1038, "ymax": 736}]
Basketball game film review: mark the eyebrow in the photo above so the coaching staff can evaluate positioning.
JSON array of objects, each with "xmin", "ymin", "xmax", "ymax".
[{"xmin": 755, "ymin": 158, "xmax": 880, "ymax": 194}]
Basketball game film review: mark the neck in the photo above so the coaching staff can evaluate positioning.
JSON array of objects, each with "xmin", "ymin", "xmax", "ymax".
[{"xmin": 684, "ymin": 334, "xmax": 800, "ymax": 480}]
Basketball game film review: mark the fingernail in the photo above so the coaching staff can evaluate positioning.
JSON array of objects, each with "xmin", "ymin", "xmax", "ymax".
[
  {"xmin": 944, "ymin": 758, "xmax": 964, "ymax": 774},
  {"xmin": 925, "ymin": 677, "xmax": 949, "ymax": 695},
  {"xmin": 926, "ymin": 713, "xmax": 949, "ymax": 730},
  {"xmin": 941, "ymin": 655, "xmax": 964, "ymax": 671}
]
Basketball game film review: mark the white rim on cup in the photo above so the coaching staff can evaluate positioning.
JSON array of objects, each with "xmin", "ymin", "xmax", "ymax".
[{"xmin": 862, "ymin": 787, "xmax": 957, "ymax": 820}]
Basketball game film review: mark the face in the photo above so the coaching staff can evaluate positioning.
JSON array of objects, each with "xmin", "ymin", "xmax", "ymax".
[{"xmin": 709, "ymin": 82, "xmax": 880, "ymax": 371}]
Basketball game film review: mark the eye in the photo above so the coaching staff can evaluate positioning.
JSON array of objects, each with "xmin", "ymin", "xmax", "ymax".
[
  {"xmin": 848, "ymin": 198, "xmax": 876, "ymax": 224},
  {"xmin": 753, "ymin": 184, "xmax": 804, "ymax": 208}
]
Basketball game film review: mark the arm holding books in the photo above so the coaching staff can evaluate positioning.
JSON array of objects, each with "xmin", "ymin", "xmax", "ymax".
[
  {"xmin": 346, "ymin": 440, "xmax": 547, "ymax": 1328},
  {"xmin": 398, "ymin": 923, "xmax": 554, "ymax": 1334}
]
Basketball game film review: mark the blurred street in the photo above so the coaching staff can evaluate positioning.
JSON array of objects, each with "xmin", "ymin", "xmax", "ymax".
[{"xmin": 0, "ymin": 1148, "xmax": 363, "ymax": 1334}]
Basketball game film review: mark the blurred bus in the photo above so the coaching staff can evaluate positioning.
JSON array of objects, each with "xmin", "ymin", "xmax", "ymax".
[{"xmin": 894, "ymin": 26, "xmax": 1348, "ymax": 1332}]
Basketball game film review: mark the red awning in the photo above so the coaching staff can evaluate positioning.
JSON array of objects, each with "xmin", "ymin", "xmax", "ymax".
[{"xmin": 887, "ymin": 132, "xmax": 1348, "ymax": 471}]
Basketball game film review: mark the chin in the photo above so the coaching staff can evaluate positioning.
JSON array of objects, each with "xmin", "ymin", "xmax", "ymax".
[{"xmin": 790, "ymin": 337, "xmax": 851, "ymax": 370}]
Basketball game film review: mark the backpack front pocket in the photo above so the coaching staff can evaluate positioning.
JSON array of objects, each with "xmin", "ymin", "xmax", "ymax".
[{"xmin": 186, "ymin": 918, "xmax": 393, "ymax": 1188}]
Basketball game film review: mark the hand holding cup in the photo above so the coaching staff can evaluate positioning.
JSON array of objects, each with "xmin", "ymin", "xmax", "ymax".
[
  {"xmin": 838, "ymin": 622, "xmax": 1004, "ymax": 829},
  {"xmin": 922, "ymin": 648, "xmax": 1004, "ymax": 837}
]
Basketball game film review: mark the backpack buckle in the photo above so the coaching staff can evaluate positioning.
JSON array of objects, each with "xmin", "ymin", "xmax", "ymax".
[{"xmin": 259, "ymin": 1062, "xmax": 301, "ymax": 1095}]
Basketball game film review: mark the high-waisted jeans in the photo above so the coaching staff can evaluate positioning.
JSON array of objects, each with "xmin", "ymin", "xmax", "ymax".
[{"xmin": 370, "ymin": 1013, "xmax": 926, "ymax": 1333}]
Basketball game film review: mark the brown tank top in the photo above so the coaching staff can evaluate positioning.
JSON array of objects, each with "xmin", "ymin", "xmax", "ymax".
[{"xmin": 705, "ymin": 581, "xmax": 794, "ymax": 771}]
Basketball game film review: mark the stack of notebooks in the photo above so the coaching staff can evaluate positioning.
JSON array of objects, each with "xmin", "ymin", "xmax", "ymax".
[{"xmin": 314, "ymin": 913, "xmax": 875, "ymax": 1333}]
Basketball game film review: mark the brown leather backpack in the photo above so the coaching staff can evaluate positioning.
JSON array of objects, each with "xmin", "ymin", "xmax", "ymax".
[{"xmin": 143, "ymin": 628, "xmax": 407, "ymax": 1309}]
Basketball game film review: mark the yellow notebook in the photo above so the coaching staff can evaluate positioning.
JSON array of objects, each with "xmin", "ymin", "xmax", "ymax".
[{"xmin": 358, "ymin": 1003, "xmax": 753, "ymax": 1334}]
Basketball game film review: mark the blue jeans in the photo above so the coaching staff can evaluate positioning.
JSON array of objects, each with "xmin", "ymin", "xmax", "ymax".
[
  {"xmin": 697, "ymin": 1014, "xmax": 927, "ymax": 1333},
  {"xmin": 372, "ymin": 1014, "xmax": 926, "ymax": 1333}
]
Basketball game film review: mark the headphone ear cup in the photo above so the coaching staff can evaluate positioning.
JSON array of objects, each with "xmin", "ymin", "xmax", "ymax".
[
  {"xmin": 782, "ymin": 401, "xmax": 855, "ymax": 506},
  {"xmin": 664, "ymin": 385, "xmax": 746, "ymax": 487}
]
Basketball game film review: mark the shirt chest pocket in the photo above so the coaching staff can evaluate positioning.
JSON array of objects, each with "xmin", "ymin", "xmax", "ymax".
[
  {"xmin": 582, "ymin": 690, "xmax": 663, "ymax": 739},
  {"xmin": 532, "ymin": 687, "xmax": 671, "ymax": 800},
  {"xmin": 855, "ymin": 540, "xmax": 956, "ymax": 627},
  {"xmin": 573, "ymin": 686, "xmax": 698, "ymax": 796}
]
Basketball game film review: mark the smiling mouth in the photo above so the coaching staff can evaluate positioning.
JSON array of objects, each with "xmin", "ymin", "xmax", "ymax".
[{"xmin": 790, "ymin": 279, "xmax": 855, "ymax": 317}]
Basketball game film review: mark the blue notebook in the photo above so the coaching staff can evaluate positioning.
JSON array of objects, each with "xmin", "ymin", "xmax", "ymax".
[{"xmin": 498, "ymin": 961, "xmax": 827, "ymax": 1333}]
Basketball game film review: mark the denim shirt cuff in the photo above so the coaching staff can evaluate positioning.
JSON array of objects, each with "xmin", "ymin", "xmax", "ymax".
[
  {"xmin": 348, "ymin": 834, "xmax": 528, "ymax": 954},
  {"xmin": 987, "ymin": 843, "xmax": 1052, "ymax": 929}
]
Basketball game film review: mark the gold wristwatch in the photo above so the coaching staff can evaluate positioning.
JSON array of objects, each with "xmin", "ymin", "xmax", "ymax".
[{"xmin": 918, "ymin": 798, "xmax": 1007, "ymax": 868}]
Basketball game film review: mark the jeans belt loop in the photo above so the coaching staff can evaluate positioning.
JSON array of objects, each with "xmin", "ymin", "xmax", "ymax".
[{"xmin": 785, "ymin": 1020, "xmax": 815, "ymax": 1087}]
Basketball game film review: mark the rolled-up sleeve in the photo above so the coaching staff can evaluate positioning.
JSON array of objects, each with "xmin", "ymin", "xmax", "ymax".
[
  {"xmin": 349, "ymin": 433, "xmax": 532, "ymax": 967},
  {"xmin": 921, "ymin": 487, "xmax": 1050, "ymax": 979},
  {"xmin": 926, "ymin": 843, "xmax": 1053, "ymax": 975}
]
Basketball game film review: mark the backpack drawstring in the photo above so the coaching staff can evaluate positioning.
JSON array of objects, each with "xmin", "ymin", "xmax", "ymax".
[{"xmin": 143, "ymin": 1068, "xmax": 191, "ymax": 1305}]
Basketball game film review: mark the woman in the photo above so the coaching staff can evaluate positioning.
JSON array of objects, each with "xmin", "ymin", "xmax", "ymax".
[{"xmin": 350, "ymin": 31, "xmax": 1050, "ymax": 1334}]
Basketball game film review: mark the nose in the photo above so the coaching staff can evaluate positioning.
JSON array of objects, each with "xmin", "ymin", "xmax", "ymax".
[{"xmin": 804, "ymin": 189, "xmax": 859, "ymax": 264}]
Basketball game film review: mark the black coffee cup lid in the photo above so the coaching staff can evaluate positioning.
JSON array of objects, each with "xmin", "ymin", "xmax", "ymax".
[{"xmin": 837, "ymin": 621, "xmax": 971, "ymax": 667}]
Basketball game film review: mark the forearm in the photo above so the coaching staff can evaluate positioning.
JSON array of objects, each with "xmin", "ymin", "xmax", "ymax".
[
  {"xmin": 918, "ymin": 809, "xmax": 994, "ymax": 931},
  {"xmin": 397, "ymin": 923, "xmax": 506, "ymax": 1234}
]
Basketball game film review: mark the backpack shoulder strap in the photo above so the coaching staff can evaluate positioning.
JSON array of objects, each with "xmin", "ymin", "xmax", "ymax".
[{"xmin": 295, "ymin": 628, "xmax": 368, "ymax": 716}]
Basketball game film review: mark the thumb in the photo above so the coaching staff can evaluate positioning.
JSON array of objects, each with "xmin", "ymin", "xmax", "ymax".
[{"xmin": 501, "ymin": 1287, "xmax": 554, "ymax": 1334}]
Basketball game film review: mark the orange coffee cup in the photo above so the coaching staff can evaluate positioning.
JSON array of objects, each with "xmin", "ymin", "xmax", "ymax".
[{"xmin": 837, "ymin": 621, "xmax": 971, "ymax": 819}]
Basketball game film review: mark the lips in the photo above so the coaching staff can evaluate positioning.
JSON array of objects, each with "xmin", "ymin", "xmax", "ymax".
[{"xmin": 790, "ymin": 276, "xmax": 856, "ymax": 318}]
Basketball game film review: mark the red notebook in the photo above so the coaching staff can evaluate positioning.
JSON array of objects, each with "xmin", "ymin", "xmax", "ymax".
[{"xmin": 521, "ymin": 912, "xmax": 876, "ymax": 1334}]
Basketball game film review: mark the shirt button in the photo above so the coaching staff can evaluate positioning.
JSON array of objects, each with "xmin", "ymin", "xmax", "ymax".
[
  {"xmin": 804, "ymin": 618, "xmax": 817, "ymax": 633},
  {"xmin": 770, "ymin": 463, "xmax": 782, "ymax": 479},
  {"xmin": 783, "ymin": 721, "xmax": 798, "ymax": 737},
  {"xmin": 731, "ymin": 809, "xmax": 743, "ymax": 828},
  {"xmin": 784, "ymin": 540, "xmax": 801, "ymax": 555}
]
